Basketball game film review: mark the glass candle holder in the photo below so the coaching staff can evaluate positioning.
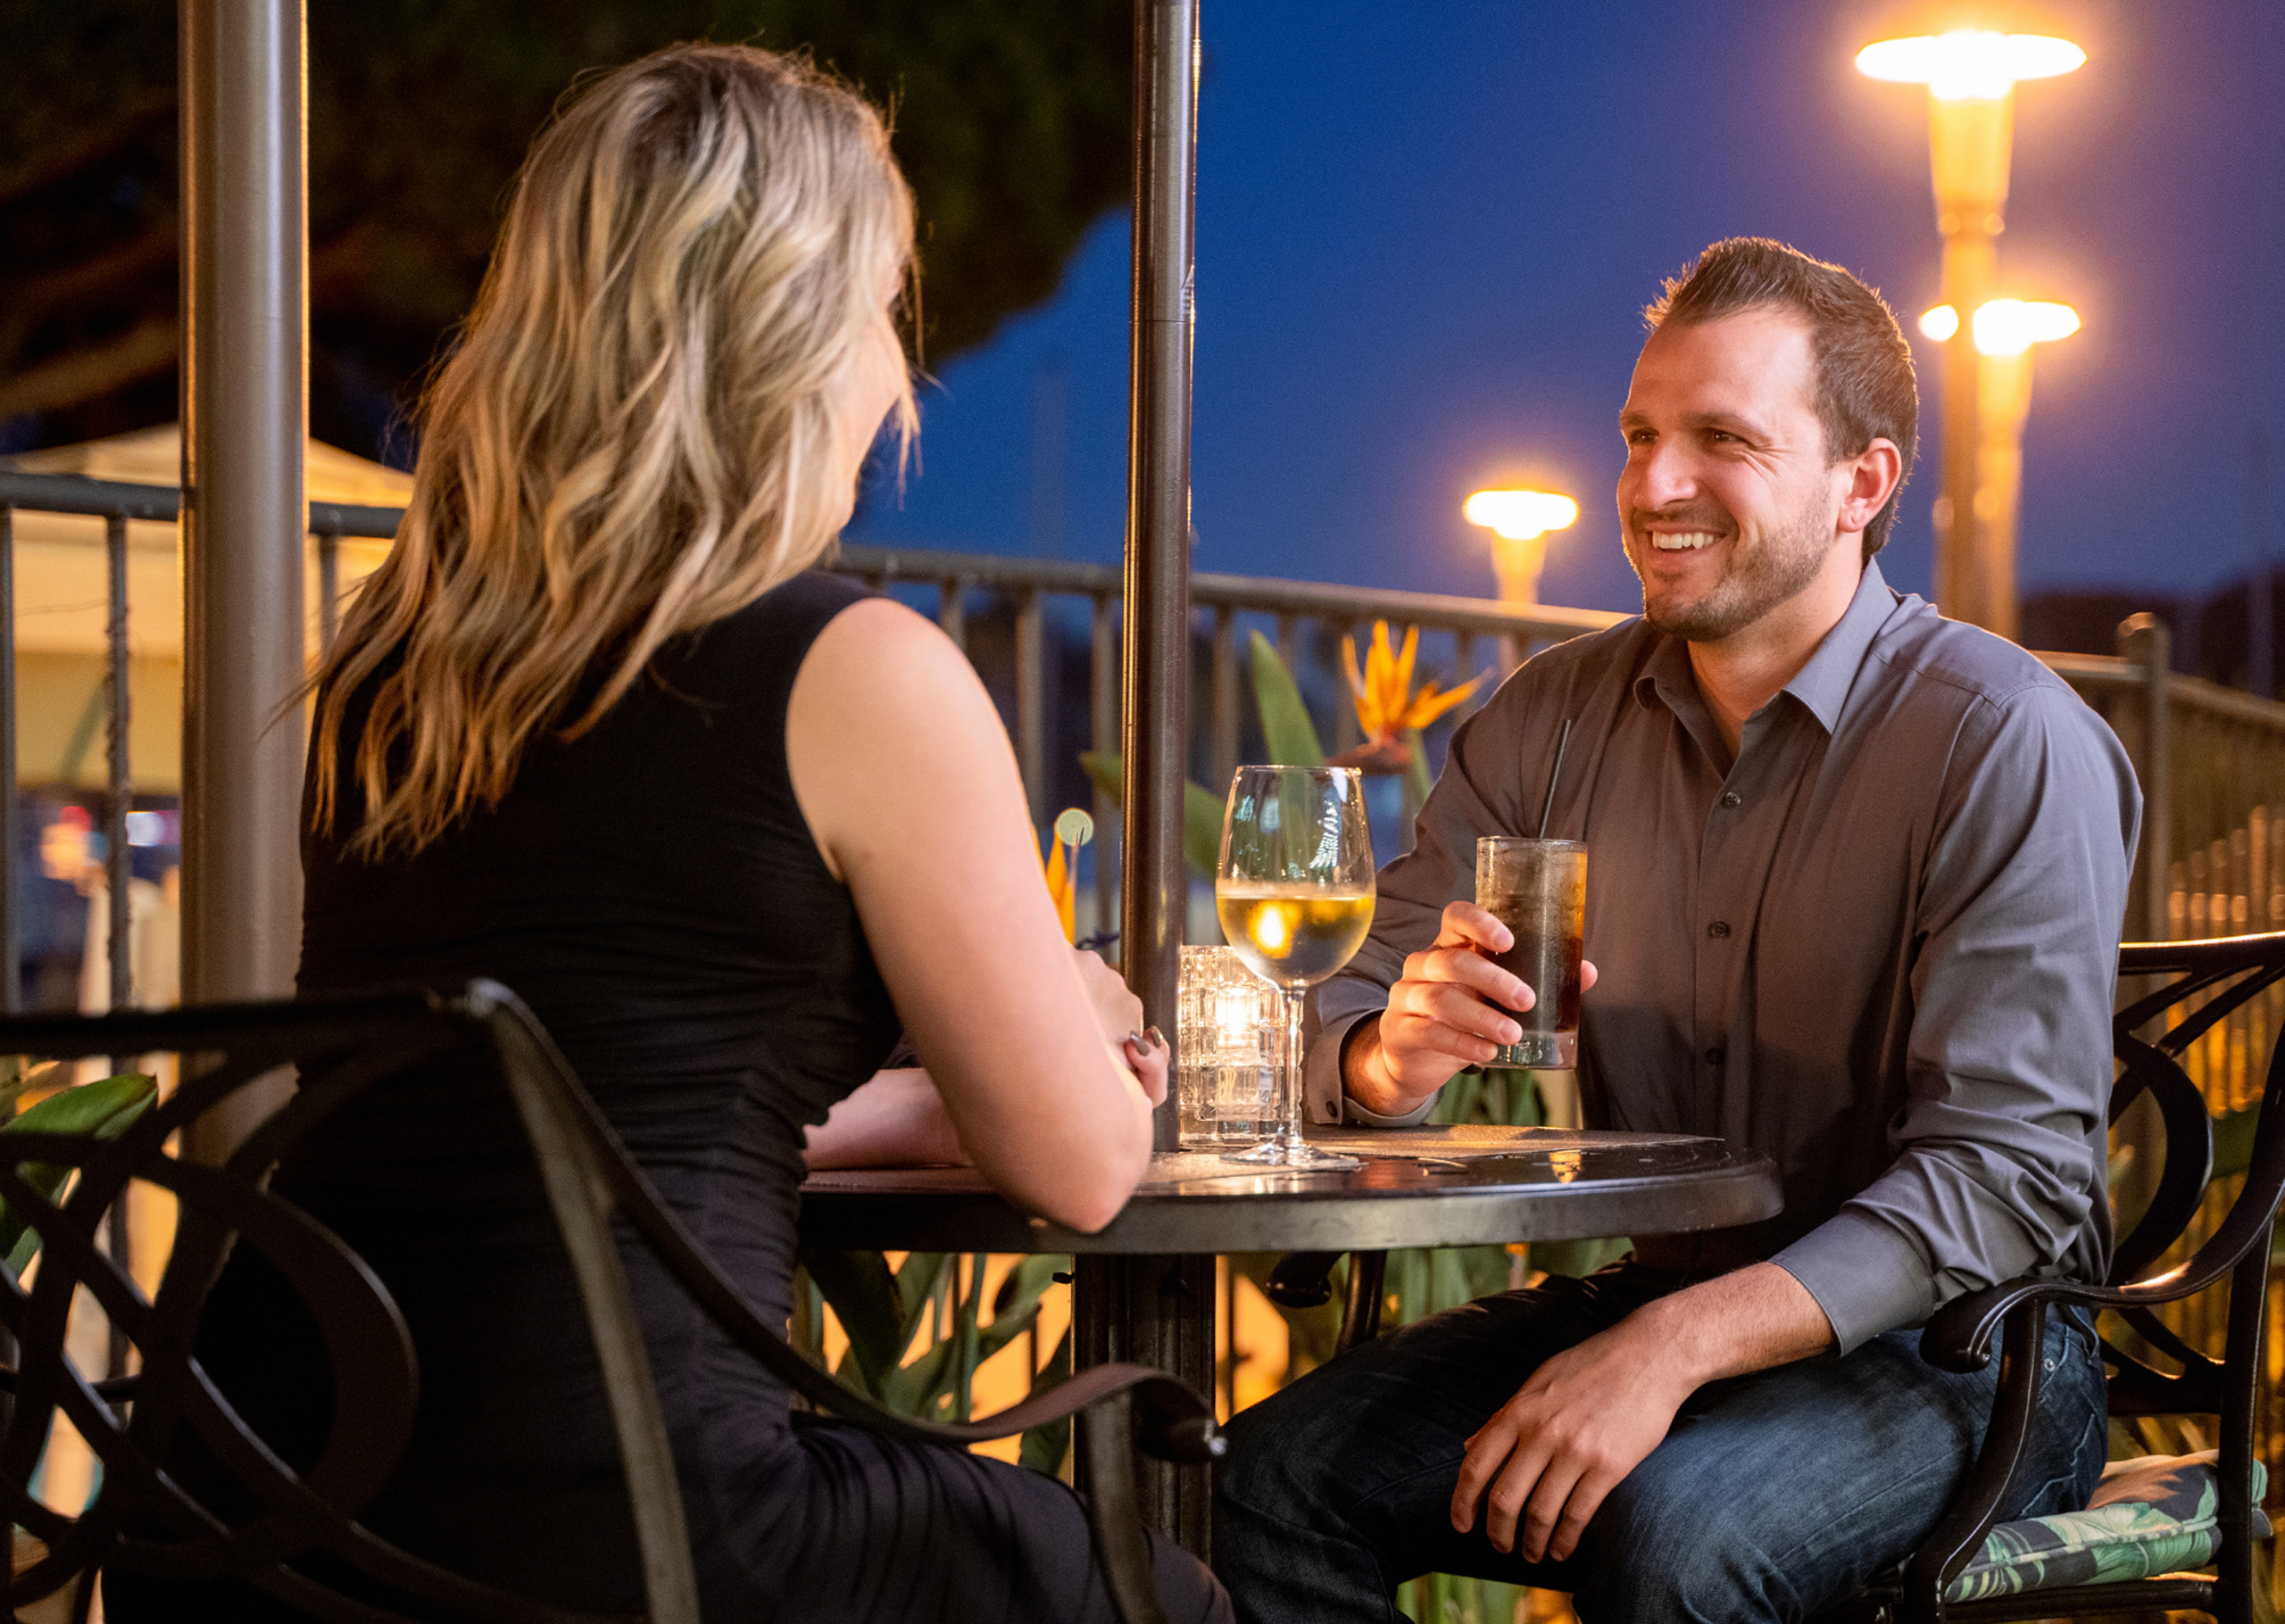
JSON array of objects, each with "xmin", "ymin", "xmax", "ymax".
[{"xmin": 1176, "ymin": 945, "xmax": 1283, "ymax": 1148}]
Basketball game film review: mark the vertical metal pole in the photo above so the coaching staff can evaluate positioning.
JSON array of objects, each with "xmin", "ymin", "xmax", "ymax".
[
  {"xmin": 1925, "ymin": 88, "xmax": 2008, "ymax": 629},
  {"xmin": 2121, "ymin": 614, "xmax": 2173, "ymax": 941},
  {"xmin": 1119, "ymin": 0, "xmax": 1199, "ymax": 1116},
  {"xmin": 1275, "ymin": 611, "xmax": 1298, "ymax": 684},
  {"xmin": 1015, "ymin": 587, "xmax": 1045, "ymax": 825},
  {"xmin": 0, "ymin": 503, "xmax": 17, "ymax": 1015},
  {"xmin": 180, "ymin": 0, "xmax": 307, "ymax": 1159},
  {"xmin": 1934, "ymin": 230, "xmax": 1994, "ymax": 625},
  {"xmin": 104, "ymin": 511, "xmax": 133, "ymax": 1378},
  {"xmin": 104, "ymin": 514, "xmax": 131, "ymax": 1019},
  {"xmin": 1085, "ymin": 0, "xmax": 1211, "ymax": 1562}
]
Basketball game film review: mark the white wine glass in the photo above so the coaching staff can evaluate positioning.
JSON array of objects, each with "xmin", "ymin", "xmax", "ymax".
[{"xmin": 1216, "ymin": 766, "xmax": 1375, "ymax": 1169}]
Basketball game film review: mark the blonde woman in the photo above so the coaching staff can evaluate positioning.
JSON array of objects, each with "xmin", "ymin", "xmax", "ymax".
[{"xmin": 108, "ymin": 44, "xmax": 1226, "ymax": 1624}]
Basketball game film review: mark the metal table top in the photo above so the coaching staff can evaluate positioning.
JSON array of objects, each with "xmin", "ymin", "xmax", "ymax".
[{"xmin": 798, "ymin": 1125, "xmax": 1782, "ymax": 1255}]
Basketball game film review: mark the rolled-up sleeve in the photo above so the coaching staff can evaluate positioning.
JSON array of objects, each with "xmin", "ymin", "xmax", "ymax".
[
  {"xmin": 1304, "ymin": 679, "xmax": 1546, "ymax": 1123},
  {"xmin": 1773, "ymin": 679, "xmax": 2141, "ymax": 1352}
]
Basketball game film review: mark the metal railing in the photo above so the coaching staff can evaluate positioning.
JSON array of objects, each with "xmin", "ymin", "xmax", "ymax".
[
  {"xmin": 834, "ymin": 541, "xmax": 1624, "ymax": 938},
  {"xmin": 5, "ymin": 464, "xmax": 2285, "ymax": 966}
]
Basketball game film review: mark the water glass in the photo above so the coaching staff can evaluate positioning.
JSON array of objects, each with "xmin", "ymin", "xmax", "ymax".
[{"xmin": 1175, "ymin": 945, "xmax": 1280, "ymax": 1148}]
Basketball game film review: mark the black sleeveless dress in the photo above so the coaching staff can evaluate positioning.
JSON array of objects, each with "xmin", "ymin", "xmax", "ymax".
[{"xmin": 108, "ymin": 572, "xmax": 1226, "ymax": 1622}]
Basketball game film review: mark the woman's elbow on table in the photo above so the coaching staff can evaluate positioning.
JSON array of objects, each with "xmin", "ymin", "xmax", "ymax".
[{"xmin": 987, "ymin": 1091, "xmax": 1154, "ymax": 1234}]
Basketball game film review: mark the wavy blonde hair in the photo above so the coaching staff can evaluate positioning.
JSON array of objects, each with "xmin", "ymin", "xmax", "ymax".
[{"xmin": 312, "ymin": 43, "xmax": 916, "ymax": 858}]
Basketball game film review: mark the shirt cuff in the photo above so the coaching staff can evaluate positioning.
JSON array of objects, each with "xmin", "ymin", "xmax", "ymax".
[
  {"xmin": 1304, "ymin": 1011, "xmax": 1443, "ymax": 1127},
  {"xmin": 1770, "ymin": 1210, "xmax": 1935, "ymax": 1356}
]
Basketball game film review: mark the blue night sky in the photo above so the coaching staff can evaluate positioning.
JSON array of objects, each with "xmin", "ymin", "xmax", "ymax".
[{"xmin": 852, "ymin": 0, "xmax": 2285, "ymax": 618}]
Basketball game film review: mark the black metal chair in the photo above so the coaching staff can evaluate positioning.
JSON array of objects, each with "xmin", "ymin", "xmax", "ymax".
[
  {"xmin": 0, "ymin": 980, "xmax": 1219, "ymax": 1624},
  {"xmin": 1824, "ymin": 930, "xmax": 2285, "ymax": 1624}
]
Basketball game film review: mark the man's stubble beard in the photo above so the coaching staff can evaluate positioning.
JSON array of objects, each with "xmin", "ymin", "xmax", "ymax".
[{"xmin": 1633, "ymin": 489, "xmax": 1835, "ymax": 643}]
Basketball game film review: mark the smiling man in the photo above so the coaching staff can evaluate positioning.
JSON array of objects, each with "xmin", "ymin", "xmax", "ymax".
[{"xmin": 1211, "ymin": 239, "xmax": 2140, "ymax": 1622}]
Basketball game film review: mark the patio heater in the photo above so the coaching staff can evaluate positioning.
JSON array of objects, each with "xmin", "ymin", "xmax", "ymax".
[
  {"xmin": 1076, "ymin": 0, "xmax": 1215, "ymax": 1557},
  {"xmin": 179, "ymin": 0, "xmax": 307, "ymax": 1156}
]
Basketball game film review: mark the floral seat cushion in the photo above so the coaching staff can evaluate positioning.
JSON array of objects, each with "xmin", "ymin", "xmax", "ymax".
[{"xmin": 1944, "ymin": 1451, "xmax": 2272, "ymax": 1603}]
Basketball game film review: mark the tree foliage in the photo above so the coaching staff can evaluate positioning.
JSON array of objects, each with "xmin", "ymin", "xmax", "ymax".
[{"xmin": 0, "ymin": 0, "xmax": 1131, "ymax": 460}]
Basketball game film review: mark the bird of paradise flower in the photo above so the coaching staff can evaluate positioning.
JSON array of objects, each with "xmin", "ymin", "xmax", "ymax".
[{"xmin": 1328, "ymin": 621, "xmax": 1488, "ymax": 786}]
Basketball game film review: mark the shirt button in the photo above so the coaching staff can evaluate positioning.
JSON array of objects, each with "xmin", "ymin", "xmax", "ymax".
[
  {"xmin": 1708, "ymin": 920, "xmax": 1731, "ymax": 939},
  {"xmin": 1705, "ymin": 1047, "xmax": 1726, "ymax": 1066},
  {"xmin": 1720, "ymin": 791, "xmax": 1741, "ymax": 808}
]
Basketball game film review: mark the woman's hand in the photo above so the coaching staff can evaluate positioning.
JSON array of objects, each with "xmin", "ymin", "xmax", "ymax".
[{"xmin": 1076, "ymin": 949, "xmax": 1170, "ymax": 1106}]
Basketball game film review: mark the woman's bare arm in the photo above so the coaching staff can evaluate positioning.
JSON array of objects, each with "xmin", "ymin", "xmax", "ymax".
[
  {"xmin": 785, "ymin": 597, "xmax": 1159, "ymax": 1230},
  {"xmin": 802, "ymin": 1069, "xmax": 968, "ymax": 1169}
]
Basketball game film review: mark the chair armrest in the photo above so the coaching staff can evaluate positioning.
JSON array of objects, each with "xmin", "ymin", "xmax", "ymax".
[{"xmin": 1922, "ymin": 1262, "xmax": 2220, "ymax": 1374}]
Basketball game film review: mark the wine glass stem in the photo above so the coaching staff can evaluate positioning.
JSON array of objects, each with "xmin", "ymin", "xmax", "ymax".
[{"xmin": 1278, "ymin": 984, "xmax": 1307, "ymax": 1153}]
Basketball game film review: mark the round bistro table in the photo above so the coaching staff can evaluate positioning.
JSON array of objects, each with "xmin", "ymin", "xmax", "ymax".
[
  {"xmin": 799, "ymin": 1123, "xmax": 1782, "ymax": 1554},
  {"xmin": 798, "ymin": 1123, "xmax": 1782, "ymax": 1255}
]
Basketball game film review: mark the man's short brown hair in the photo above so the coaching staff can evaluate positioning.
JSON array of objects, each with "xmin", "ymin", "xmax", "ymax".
[{"xmin": 1645, "ymin": 238, "xmax": 1916, "ymax": 560}]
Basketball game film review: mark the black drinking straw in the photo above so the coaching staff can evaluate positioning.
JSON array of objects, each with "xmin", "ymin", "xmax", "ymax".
[{"xmin": 1535, "ymin": 717, "xmax": 1574, "ymax": 840}]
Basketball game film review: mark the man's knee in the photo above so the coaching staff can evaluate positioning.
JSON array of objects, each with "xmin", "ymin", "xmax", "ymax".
[
  {"xmin": 1213, "ymin": 1385, "xmax": 1326, "ymax": 1529},
  {"xmin": 1568, "ymin": 1472, "xmax": 1790, "ymax": 1624}
]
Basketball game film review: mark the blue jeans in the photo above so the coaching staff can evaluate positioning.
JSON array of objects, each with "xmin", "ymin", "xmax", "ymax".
[{"xmin": 1213, "ymin": 1264, "xmax": 2106, "ymax": 1624}]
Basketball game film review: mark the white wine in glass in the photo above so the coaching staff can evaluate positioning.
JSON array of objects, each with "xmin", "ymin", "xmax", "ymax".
[{"xmin": 1216, "ymin": 766, "xmax": 1375, "ymax": 1169}]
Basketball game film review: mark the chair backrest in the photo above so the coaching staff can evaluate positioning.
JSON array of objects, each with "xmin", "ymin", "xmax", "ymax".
[
  {"xmin": 2103, "ymin": 932, "xmax": 2285, "ymax": 1421},
  {"xmin": 0, "ymin": 983, "xmax": 700, "ymax": 1624}
]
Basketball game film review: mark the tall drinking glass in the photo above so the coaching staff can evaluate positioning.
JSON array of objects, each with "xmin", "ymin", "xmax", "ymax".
[{"xmin": 1215, "ymin": 766, "xmax": 1375, "ymax": 1169}]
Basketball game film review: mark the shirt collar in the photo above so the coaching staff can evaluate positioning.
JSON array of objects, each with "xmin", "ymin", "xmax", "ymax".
[
  {"xmin": 1631, "ymin": 558, "xmax": 1899, "ymax": 737},
  {"xmin": 1780, "ymin": 559, "xmax": 1898, "ymax": 734}
]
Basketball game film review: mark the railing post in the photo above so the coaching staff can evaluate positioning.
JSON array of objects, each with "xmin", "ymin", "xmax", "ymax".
[
  {"xmin": 1090, "ymin": 592, "xmax": 1120, "ymax": 945},
  {"xmin": 1333, "ymin": 623, "xmax": 1361, "ymax": 754},
  {"xmin": 316, "ymin": 526, "xmax": 342, "ymax": 656},
  {"xmin": 179, "ymin": 0, "xmax": 307, "ymax": 1158},
  {"xmin": 2120, "ymin": 613, "xmax": 2173, "ymax": 940},
  {"xmin": 1015, "ymin": 586, "xmax": 1044, "ymax": 825},
  {"xmin": 0, "ymin": 502, "xmax": 17, "ymax": 1015},
  {"xmin": 938, "ymin": 576, "xmax": 967, "ymax": 651},
  {"xmin": 1211, "ymin": 606, "xmax": 1237, "ymax": 791}
]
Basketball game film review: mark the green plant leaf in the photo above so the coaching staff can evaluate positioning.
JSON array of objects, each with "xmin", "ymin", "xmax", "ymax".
[
  {"xmin": 1080, "ymin": 751, "xmax": 1226, "ymax": 880},
  {"xmin": 1248, "ymin": 631, "xmax": 1325, "ymax": 768},
  {"xmin": 878, "ymin": 1330, "xmax": 957, "ymax": 1414},
  {"xmin": 801, "ymin": 1249, "xmax": 907, "ymax": 1396},
  {"xmin": 0, "ymin": 1072, "xmax": 159, "ymax": 1277},
  {"xmin": 951, "ymin": 1253, "xmax": 986, "ymax": 1422},
  {"xmin": 1018, "ymin": 1325, "xmax": 1074, "ymax": 1477},
  {"xmin": 978, "ymin": 1254, "xmax": 1065, "ymax": 1365},
  {"xmin": 2213, "ymin": 1105, "xmax": 2258, "ymax": 1181}
]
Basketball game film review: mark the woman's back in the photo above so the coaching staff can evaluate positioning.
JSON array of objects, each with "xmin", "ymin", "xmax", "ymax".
[{"xmin": 303, "ymin": 567, "xmax": 894, "ymax": 1108}]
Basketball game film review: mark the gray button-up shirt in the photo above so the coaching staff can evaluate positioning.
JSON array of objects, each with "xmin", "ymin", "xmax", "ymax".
[{"xmin": 1307, "ymin": 562, "xmax": 2141, "ymax": 1353}]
